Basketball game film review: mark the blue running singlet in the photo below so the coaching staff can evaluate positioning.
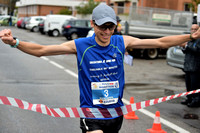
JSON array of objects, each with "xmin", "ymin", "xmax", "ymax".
[{"xmin": 75, "ymin": 34, "xmax": 125, "ymax": 111}]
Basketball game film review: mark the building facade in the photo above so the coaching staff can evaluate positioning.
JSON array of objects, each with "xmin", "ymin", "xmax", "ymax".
[
  {"xmin": 15, "ymin": 0, "xmax": 194, "ymax": 18},
  {"xmin": 16, "ymin": 0, "xmax": 138, "ymax": 17},
  {"xmin": 0, "ymin": 0, "xmax": 15, "ymax": 15},
  {"xmin": 16, "ymin": 0, "xmax": 87, "ymax": 17},
  {"xmin": 137, "ymin": 0, "xmax": 192, "ymax": 11},
  {"xmin": 0, "ymin": 4, "xmax": 8, "ymax": 15}
]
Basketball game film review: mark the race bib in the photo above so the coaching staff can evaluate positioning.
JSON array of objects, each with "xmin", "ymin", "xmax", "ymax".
[{"xmin": 91, "ymin": 81, "xmax": 119, "ymax": 105}]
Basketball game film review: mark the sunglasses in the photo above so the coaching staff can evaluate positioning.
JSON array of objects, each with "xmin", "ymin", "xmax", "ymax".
[
  {"xmin": 191, "ymin": 28, "xmax": 198, "ymax": 31},
  {"xmin": 94, "ymin": 21, "xmax": 116, "ymax": 31}
]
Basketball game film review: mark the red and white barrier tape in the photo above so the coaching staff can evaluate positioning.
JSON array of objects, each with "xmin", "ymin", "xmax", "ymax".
[{"xmin": 0, "ymin": 89, "xmax": 200, "ymax": 118}]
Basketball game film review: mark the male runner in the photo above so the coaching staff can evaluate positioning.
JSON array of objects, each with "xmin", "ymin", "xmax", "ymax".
[{"xmin": 1, "ymin": 3, "xmax": 200, "ymax": 133}]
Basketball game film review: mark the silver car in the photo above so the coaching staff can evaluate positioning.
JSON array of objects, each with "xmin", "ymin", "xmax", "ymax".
[
  {"xmin": 166, "ymin": 46, "xmax": 185, "ymax": 70},
  {"xmin": 26, "ymin": 16, "xmax": 46, "ymax": 32}
]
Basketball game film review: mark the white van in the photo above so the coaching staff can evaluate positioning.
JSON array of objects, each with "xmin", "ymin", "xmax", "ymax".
[{"xmin": 44, "ymin": 14, "xmax": 76, "ymax": 37}]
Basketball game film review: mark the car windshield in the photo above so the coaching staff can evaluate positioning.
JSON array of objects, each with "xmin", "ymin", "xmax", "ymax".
[
  {"xmin": 12, "ymin": 17, "xmax": 16, "ymax": 21},
  {"xmin": 26, "ymin": 18, "xmax": 31, "ymax": 21},
  {"xmin": 18, "ymin": 17, "xmax": 23, "ymax": 21},
  {"xmin": 64, "ymin": 20, "xmax": 70, "ymax": 25},
  {"xmin": 0, "ymin": 17, "xmax": 7, "ymax": 20}
]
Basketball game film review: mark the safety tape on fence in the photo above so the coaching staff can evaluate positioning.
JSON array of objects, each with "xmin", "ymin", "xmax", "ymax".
[{"xmin": 0, "ymin": 89, "xmax": 200, "ymax": 118}]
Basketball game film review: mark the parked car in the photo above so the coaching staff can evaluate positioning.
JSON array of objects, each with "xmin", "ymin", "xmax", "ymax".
[
  {"xmin": 87, "ymin": 28, "xmax": 94, "ymax": 37},
  {"xmin": 44, "ymin": 14, "xmax": 76, "ymax": 37},
  {"xmin": 62, "ymin": 19, "xmax": 92, "ymax": 40},
  {"xmin": 0, "ymin": 15, "xmax": 10, "ymax": 20},
  {"xmin": 26, "ymin": 16, "xmax": 46, "ymax": 32},
  {"xmin": 38, "ymin": 20, "xmax": 45, "ymax": 34},
  {"xmin": 166, "ymin": 46, "xmax": 185, "ymax": 70},
  {"xmin": 17, "ymin": 17, "xmax": 24, "ymax": 28},
  {"xmin": 0, "ymin": 16, "xmax": 17, "ymax": 26},
  {"xmin": 21, "ymin": 17, "xmax": 29, "ymax": 29}
]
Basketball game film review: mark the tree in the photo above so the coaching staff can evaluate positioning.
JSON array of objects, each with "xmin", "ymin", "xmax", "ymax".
[
  {"xmin": 58, "ymin": 8, "xmax": 72, "ymax": 15},
  {"xmin": 76, "ymin": 0, "xmax": 99, "ymax": 15},
  {"xmin": 9, "ymin": 0, "xmax": 18, "ymax": 15},
  {"xmin": 189, "ymin": 0, "xmax": 200, "ymax": 12}
]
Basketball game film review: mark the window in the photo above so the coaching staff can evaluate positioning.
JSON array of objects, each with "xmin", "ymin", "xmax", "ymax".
[
  {"xmin": 184, "ymin": 3, "xmax": 191, "ymax": 11},
  {"xmin": 132, "ymin": 2, "xmax": 136, "ymax": 7},
  {"xmin": 118, "ymin": 2, "xmax": 124, "ymax": 14},
  {"xmin": 86, "ymin": 20, "xmax": 91, "ymax": 27},
  {"xmin": 27, "ymin": 6, "xmax": 37, "ymax": 15},
  {"xmin": 75, "ymin": 20, "xmax": 86, "ymax": 27}
]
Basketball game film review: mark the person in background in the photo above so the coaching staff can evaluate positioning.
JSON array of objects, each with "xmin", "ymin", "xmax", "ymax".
[
  {"xmin": 113, "ymin": 16, "xmax": 122, "ymax": 35},
  {"xmin": 8, "ymin": 16, "xmax": 12, "ymax": 26},
  {"xmin": 181, "ymin": 24, "xmax": 200, "ymax": 107}
]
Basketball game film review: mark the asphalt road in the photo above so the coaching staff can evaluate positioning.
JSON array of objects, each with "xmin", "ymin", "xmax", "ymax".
[{"xmin": 0, "ymin": 26, "xmax": 199, "ymax": 133}]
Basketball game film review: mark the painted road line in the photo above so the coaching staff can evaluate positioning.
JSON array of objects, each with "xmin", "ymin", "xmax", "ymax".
[{"xmin": 122, "ymin": 98, "xmax": 190, "ymax": 133}]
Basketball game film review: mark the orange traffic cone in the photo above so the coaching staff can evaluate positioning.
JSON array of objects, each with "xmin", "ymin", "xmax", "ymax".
[
  {"xmin": 147, "ymin": 111, "xmax": 167, "ymax": 133},
  {"xmin": 124, "ymin": 97, "xmax": 139, "ymax": 119}
]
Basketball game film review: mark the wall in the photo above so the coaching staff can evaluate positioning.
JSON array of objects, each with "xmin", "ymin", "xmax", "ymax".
[
  {"xmin": 138, "ymin": 0, "xmax": 192, "ymax": 11},
  {"xmin": 18, "ymin": 5, "xmax": 66, "ymax": 17},
  {"xmin": 38, "ymin": 5, "xmax": 66, "ymax": 16}
]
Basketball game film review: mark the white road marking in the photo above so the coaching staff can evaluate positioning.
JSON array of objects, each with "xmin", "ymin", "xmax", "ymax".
[
  {"xmin": 40, "ymin": 57, "xmax": 190, "ymax": 133},
  {"xmin": 122, "ymin": 98, "xmax": 190, "ymax": 133}
]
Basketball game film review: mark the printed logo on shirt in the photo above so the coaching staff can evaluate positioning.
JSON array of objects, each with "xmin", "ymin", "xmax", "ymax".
[{"xmin": 113, "ymin": 53, "xmax": 117, "ymax": 58}]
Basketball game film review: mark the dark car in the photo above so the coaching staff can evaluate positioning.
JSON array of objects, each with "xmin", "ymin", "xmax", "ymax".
[
  {"xmin": 62, "ymin": 19, "xmax": 92, "ymax": 40},
  {"xmin": 38, "ymin": 20, "xmax": 45, "ymax": 34}
]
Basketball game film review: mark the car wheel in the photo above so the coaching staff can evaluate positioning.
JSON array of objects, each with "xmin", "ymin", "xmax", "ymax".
[
  {"xmin": 143, "ymin": 49, "xmax": 158, "ymax": 59},
  {"xmin": 32, "ymin": 26, "xmax": 39, "ymax": 32},
  {"xmin": 65, "ymin": 36, "xmax": 70, "ymax": 40},
  {"xmin": 70, "ymin": 33, "xmax": 78, "ymax": 40},
  {"xmin": 52, "ymin": 30, "xmax": 60, "ymax": 37}
]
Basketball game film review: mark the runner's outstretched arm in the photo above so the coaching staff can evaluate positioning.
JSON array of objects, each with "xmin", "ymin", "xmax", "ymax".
[
  {"xmin": 123, "ymin": 30, "xmax": 199, "ymax": 49},
  {"xmin": 0, "ymin": 29, "xmax": 77, "ymax": 57}
]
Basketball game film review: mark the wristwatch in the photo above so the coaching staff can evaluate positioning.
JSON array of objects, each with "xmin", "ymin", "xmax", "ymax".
[{"xmin": 11, "ymin": 37, "xmax": 19, "ymax": 48}]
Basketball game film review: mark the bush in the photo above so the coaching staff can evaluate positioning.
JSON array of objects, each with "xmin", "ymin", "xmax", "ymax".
[
  {"xmin": 59, "ymin": 8, "xmax": 72, "ymax": 15},
  {"xmin": 76, "ymin": 0, "xmax": 99, "ymax": 15}
]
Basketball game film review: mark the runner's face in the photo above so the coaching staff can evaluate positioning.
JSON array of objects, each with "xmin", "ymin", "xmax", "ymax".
[{"xmin": 93, "ymin": 21, "xmax": 116, "ymax": 46}]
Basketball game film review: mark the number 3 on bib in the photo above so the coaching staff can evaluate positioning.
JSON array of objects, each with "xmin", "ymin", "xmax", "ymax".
[{"xmin": 104, "ymin": 89, "xmax": 109, "ymax": 97}]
